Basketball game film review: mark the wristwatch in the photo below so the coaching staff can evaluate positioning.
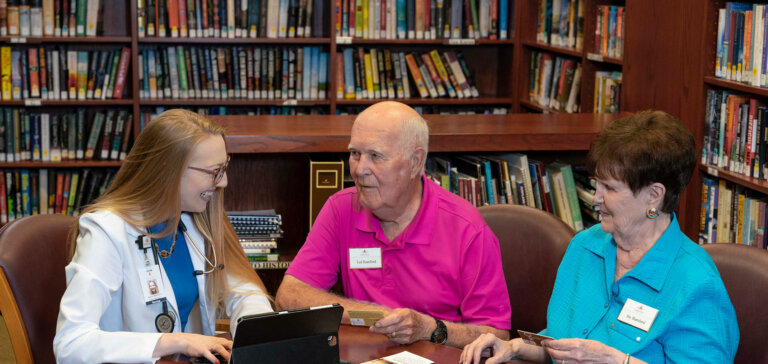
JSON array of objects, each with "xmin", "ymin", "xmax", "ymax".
[{"xmin": 429, "ymin": 319, "xmax": 448, "ymax": 344}]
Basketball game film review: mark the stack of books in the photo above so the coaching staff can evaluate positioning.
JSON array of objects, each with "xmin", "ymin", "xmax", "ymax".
[{"xmin": 228, "ymin": 210, "xmax": 283, "ymax": 264}]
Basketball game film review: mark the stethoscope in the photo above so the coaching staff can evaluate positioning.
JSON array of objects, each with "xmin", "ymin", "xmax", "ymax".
[{"xmin": 138, "ymin": 218, "xmax": 225, "ymax": 333}]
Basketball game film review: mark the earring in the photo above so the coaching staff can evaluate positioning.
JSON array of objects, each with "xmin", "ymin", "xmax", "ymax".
[{"xmin": 646, "ymin": 207, "xmax": 659, "ymax": 219}]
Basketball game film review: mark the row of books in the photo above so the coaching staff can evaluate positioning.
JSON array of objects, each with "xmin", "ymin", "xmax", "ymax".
[
  {"xmin": 593, "ymin": 5, "xmax": 624, "ymax": 58},
  {"xmin": 138, "ymin": 106, "xmax": 326, "ymax": 128},
  {"xmin": 0, "ymin": 108, "xmax": 132, "ymax": 162},
  {"xmin": 227, "ymin": 211, "xmax": 283, "ymax": 262},
  {"xmin": 339, "ymin": 48, "xmax": 478, "ymax": 100},
  {"xmin": 535, "ymin": 0, "xmax": 585, "ymax": 50},
  {"xmin": 700, "ymin": 176, "xmax": 768, "ymax": 249},
  {"xmin": 0, "ymin": 47, "xmax": 131, "ymax": 101},
  {"xmin": 528, "ymin": 51, "xmax": 582, "ymax": 113},
  {"xmin": 701, "ymin": 89, "xmax": 768, "ymax": 179},
  {"xmin": 138, "ymin": 0, "xmax": 325, "ymax": 38},
  {"xmin": 425, "ymin": 154, "xmax": 592, "ymax": 232},
  {"xmin": 335, "ymin": 0, "xmax": 510, "ymax": 40},
  {"xmin": 714, "ymin": 3, "xmax": 768, "ymax": 87},
  {"xmin": 593, "ymin": 70, "xmax": 621, "ymax": 113},
  {"xmin": 0, "ymin": 0, "xmax": 101, "ymax": 37},
  {"xmin": 0, "ymin": 168, "xmax": 116, "ymax": 223},
  {"xmin": 138, "ymin": 46, "xmax": 329, "ymax": 100}
]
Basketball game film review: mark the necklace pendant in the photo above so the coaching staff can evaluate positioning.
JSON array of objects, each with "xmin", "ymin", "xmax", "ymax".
[{"xmin": 159, "ymin": 250, "xmax": 170, "ymax": 258}]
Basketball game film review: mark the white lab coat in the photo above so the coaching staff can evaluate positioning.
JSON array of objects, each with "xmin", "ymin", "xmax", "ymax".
[{"xmin": 54, "ymin": 210, "xmax": 272, "ymax": 363}]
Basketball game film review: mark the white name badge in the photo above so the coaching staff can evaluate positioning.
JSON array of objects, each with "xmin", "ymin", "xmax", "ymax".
[
  {"xmin": 617, "ymin": 298, "xmax": 659, "ymax": 332},
  {"xmin": 135, "ymin": 242, "xmax": 167, "ymax": 304},
  {"xmin": 349, "ymin": 248, "xmax": 382, "ymax": 269}
]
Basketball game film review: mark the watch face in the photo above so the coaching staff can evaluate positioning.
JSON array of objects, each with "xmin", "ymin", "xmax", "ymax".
[{"xmin": 436, "ymin": 332, "xmax": 447, "ymax": 344}]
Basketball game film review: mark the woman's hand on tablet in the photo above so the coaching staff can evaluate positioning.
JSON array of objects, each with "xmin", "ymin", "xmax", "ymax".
[{"xmin": 153, "ymin": 333, "xmax": 233, "ymax": 363}]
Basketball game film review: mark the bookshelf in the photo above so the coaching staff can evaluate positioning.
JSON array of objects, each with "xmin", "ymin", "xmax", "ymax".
[
  {"xmin": 0, "ymin": 0, "xmax": 719, "ymax": 242},
  {"xmin": 695, "ymin": 0, "xmax": 768, "ymax": 247},
  {"xmin": 515, "ymin": 0, "xmax": 626, "ymax": 115}
]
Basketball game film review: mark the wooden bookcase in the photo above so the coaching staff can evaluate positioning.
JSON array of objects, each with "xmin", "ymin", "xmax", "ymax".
[
  {"xmin": 694, "ymin": 0, "xmax": 768, "ymax": 245},
  {"xmin": 514, "ymin": 0, "xmax": 626, "ymax": 114},
  {"xmin": 0, "ymin": 0, "xmax": 721, "ymax": 244}
]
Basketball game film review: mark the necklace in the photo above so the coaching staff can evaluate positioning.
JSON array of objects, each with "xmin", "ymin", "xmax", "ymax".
[{"xmin": 154, "ymin": 230, "xmax": 178, "ymax": 259}]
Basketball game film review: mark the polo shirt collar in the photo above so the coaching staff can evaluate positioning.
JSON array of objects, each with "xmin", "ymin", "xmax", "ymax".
[
  {"xmin": 622, "ymin": 214, "xmax": 682, "ymax": 291},
  {"xmin": 585, "ymin": 213, "xmax": 682, "ymax": 292},
  {"xmin": 353, "ymin": 174, "xmax": 436, "ymax": 246}
]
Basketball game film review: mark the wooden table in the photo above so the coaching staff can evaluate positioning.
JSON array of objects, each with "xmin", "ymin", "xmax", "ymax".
[
  {"xmin": 339, "ymin": 325, "xmax": 462, "ymax": 363},
  {"xmin": 159, "ymin": 324, "xmax": 463, "ymax": 363}
]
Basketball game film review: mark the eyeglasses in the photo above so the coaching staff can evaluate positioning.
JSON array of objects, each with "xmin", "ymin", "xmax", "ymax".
[{"xmin": 188, "ymin": 155, "xmax": 230, "ymax": 185}]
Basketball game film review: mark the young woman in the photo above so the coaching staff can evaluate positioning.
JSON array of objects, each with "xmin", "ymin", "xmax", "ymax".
[{"xmin": 54, "ymin": 109, "xmax": 272, "ymax": 364}]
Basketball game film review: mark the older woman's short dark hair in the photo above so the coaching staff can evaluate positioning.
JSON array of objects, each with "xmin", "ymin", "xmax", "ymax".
[{"xmin": 587, "ymin": 110, "xmax": 697, "ymax": 213}]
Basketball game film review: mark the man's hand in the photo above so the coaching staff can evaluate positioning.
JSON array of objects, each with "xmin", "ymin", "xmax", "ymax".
[{"xmin": 369, "ymin": 308, "xmax": 436, "ymax": 344}]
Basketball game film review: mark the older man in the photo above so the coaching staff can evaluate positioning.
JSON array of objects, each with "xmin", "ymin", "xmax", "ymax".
[{"xmin": 276, "ymin": 101, "xmax": 510, "ymax": 348}]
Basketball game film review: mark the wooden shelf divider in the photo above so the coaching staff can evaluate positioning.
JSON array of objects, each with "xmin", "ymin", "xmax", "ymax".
[{"xmin": 211, "ymin": 113, "xmax": 624, "ymax": 153}]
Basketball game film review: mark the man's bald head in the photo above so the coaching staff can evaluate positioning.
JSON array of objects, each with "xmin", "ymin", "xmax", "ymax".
[{"xmin": 354, "ymin": 101, "xmax": 429, "ymax": 159}]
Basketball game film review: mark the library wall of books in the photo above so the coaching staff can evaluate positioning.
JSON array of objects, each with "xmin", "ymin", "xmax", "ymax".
[
  {"xmin": 5, "ymin": 0, "xmax": 760, "ymax": 275},
  {"xmin": 700, "ymin": 1, "xmax": 768, "ymax": 249}
]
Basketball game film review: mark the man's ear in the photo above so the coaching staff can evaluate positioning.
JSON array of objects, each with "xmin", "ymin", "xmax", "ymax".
[{"xmin": 410, "ymin": 148, "xmax": 427, "ymax": 177}]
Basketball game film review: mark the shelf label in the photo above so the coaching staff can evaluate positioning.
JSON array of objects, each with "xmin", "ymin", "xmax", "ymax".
[
  {"xmin": 24, "ymin": 99, "xmax": 41, "ymax": 106},
  {"xmin": 10, "ymin": 37, "xmax": 26, "ymax": 43},
  {"xmin": 336, "ymin": 36, "xmax": 353, "ymax": 44},
  {"xmin": 446, "ymin": 38, "xmax": 476, "ymax": 45},
  {"xmin": 587, "ymin": 53, "xmax": 604, "ymax": 62},
  {"xmin": 706, "ymin": 166, "xmax": 719, "ymax": 177},
  {"xmin": 282, "ymin": 99, "xmax": 298, "ymax": 106}
]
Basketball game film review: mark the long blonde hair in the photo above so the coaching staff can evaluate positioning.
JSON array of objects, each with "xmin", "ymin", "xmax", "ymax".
[{"xmin": 69, "ymin": 109, "xmax": 268, "ymax": 313}]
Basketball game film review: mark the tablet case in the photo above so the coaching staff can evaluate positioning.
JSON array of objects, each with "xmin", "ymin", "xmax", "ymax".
[{"xmin": 231, "ymin": 304, "xmax": 344, "ymax": 364}]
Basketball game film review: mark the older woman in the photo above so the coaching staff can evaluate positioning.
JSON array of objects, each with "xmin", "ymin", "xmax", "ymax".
[{"xmin": 461, "ymin": 111, "xmax": 739, "ymax": 364}]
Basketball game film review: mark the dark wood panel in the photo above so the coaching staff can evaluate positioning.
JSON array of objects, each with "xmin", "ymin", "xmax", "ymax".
[
  {"xmin": 0, "ymin": 161, "xmax": 123, "ymax": 168},
  {"xmin": 521, "ymin": 40, "xmax": 584, "ymax": 58},
  {"xmin": 586, "ymin": 52, "xmax": 623, "ymax": 66},
  {"xmin": 699, "ymin": 164, "xmax": 768, "ymax": 196},
  {"xmin": 622, "ymin": 0, "xmax": 708, "ymax": 239},
  {"xmin": 0, "ymin": 100, "xmax": 134, "ymax": 106},
  {"xmin": 704, "ymin": 76, "xmax": 768, "ymax": 98},
  {"xmin": 212, "ymin": 113, "xmax": 626, "ymax": 153},
  {"xmin": 336, "ymin": 97, "xmax": 514, "ymax": 105},
  {"xmin": 335, "ymin": 39, "xmax": 515, "ymax": 45},
  {"xmin": 139, "ymin": 37, "xmax": 331, "ymax": 44},
  {"xmin": 140, "ymin": 99, "xmax": 331, "ymax": 106},
  {"xmin": 0, "ymin": 36, "xmax": 132, "ymax": 43}
]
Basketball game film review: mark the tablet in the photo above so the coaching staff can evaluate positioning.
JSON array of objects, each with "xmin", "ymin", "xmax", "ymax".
[{"xmin": 232, "ymin": 304, "xmax": 344, "ymax": 364}]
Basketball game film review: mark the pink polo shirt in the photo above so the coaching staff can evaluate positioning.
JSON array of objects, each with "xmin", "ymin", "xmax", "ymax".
[{"xmin": 286, "ymin": 174, "xmax": 511, "ymax": 330}]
